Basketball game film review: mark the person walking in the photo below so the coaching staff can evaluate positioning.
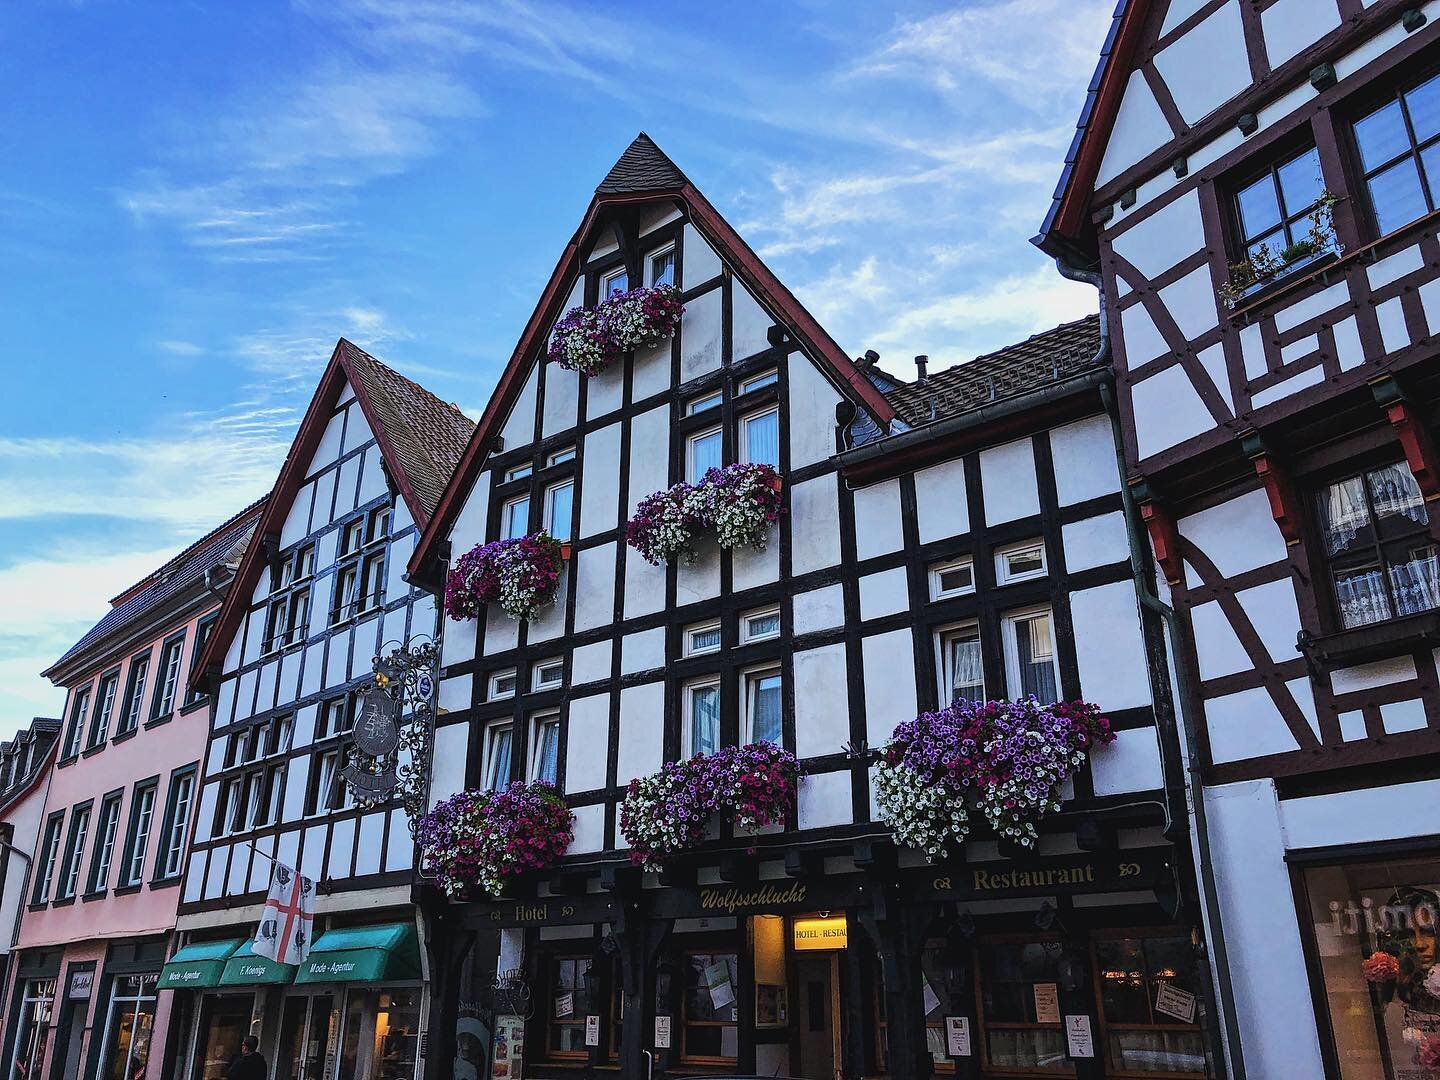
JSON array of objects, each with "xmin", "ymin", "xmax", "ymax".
[{"xmin": 226, "ymin": 1035, "xmax": 267, "ymax": 1080}]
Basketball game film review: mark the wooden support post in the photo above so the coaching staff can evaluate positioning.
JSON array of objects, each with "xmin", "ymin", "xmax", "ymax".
[
  {"xmin": 857, "ymin": 890, "xmax": 936, "ymax": 1080},
  {"xmin": 615, "ymin": 896, "xmax": 671, "ymax": 1080}
]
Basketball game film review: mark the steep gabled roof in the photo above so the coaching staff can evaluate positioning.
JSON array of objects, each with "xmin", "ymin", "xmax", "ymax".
[
  {"xmin": 43, "ymin": 500, "xmax": 266, "ymax": 681},
  {"xmin": 409, "ymin": 132, "xmax": 897, "ymax": 584},
  {"xmin": 0, "ymin": 718, "xmax": 60, "ymax": 816},
  {"xmin": 884, "ymin": 316, "xmax": 1103, "ymax": 427},
  {"xmin": 190, "ymin": 341, "xmax": 473, "ymax": 692}
]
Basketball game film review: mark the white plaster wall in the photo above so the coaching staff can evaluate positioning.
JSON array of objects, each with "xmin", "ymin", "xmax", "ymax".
[
  {"xmin": 1205, "ymin": 686, "xmax": 1301, "ymax": 762},
  {"xmin": 978, "ymin": 438, "xmax": 1039, "ymax": 524},
  {"xmin": 571, "ymin": 804, "xmax": 605, "ymax": 854},
  {"xmin": 914, "ymin": 457, "xmax": 968, "ymax": 543},
  {"xmin": 541, "ymin": 363, "xmax": 580, "ymax": 437},
  {"xmin": 1109, "ymin": 190, "xmax": 1204, "ymax": 281},
  {"xmin": 627, "ymin": 406, "xmax": 670, "ymax": 517},
  {"xmin": 573, "ymin": 544, "xmax": 617, "ymax": 632},
  {"xmin": 853, "ymin": 479, "xmax": 904, "ymax": 560},
  {"xmin": 1119, "ymin": 302, "xmax": 1170, "ymax": 369},
  {"xmin": 732, "ymin": 279, "xmax": 773, "ymax": 361},
  {"xmin": 1070, "ymin": 581, "xmax": 1152, "ymax": 710},
  {"xmin": 1154, "ymin": 1, "xmax": 1250, "ymax": 124},
  {"xmin": 1178, "ymin": 489, "xmax": 1287, "ymax": 578},
  {"xmin": 676, "ymin": 545, "xmax": 721, "ymax": 606},
  {"xmin": 794, "ymin": 585, "xmax": 845, "ymax": 635},
  {"xmin": 565, "ymin": 694, "xmax": 610, "ymax": 793},
  {"xmin": 314, "ymin": 411, "xmax": 346, "ymax": 469},
  {"xmin": 1131, "ymin": 364, "xmax": 1215, "ymax": 458},
  {"xmin": 1061, "ymin": 512, "xmax": 1129, "ymax": 573},
  {"xmin": 787, "ymin": 359, "xmax": 842, "ymax": 469},
  {"xmin": 572, "ymin": 640, "xmax": 612, "ymax": 686},
  {"xmin": 797, "ymin": 771, "xmax": 850, "ymax": 831},
  {"xmin": 1050, "ymin": 415, "xmax": 1121, "ymax": 506},
  {"xmin": 790, "ymin": 475, "xmax": 841, "ymax": 575},
  {"xmin": 623, "ymin": 554, "xmax": 667, "ymax": 620},
  {"xmin": 356, "ymin": 814, "xmax": 384, "ymax": 876},
  {"xmin": 1159, "ymin": 265, "xmax": 1220, "ymax": 343},
  {"xmin": 680, "ymin": 289, "xmax": 723, "ymax": 382},
  {"xmin": 501, "ymin": 364, "xmax": 539, "ymax": 447},
  {"xmin": 861, "ymin": 630, "xmax": 917, "ymax": 745},
  {"xmin": 617, "ymin": 682, "xmax": 664, "ymax": 783},
  {"xmin": 580, "ymin": 424, "xmax": 621, "ymax": 538},
  {"xmin": 793, "ymin": 644, "xmax": 850, "ymax": 759},
  {"xmin": 1090, "ymin": 729, "xmax": 1164, "ymax": 796},
  {"xmin": 1190, "ymin": 601, "xmax": 1251, "ymax": 681},
  {"xmin": 683, "ymin": 224, "xmax": 723, "ymax": 284},
  {"xmin": 858, "ymin": 567, "xmax": 909, "ymax": 622},
  {"xmin": 1263, "ymin": 0, "xmax": 1341, "ymax": 67},
  {"xmin": 1095, "ymin": 68, "xmax": 1172, "ymax": 188}
]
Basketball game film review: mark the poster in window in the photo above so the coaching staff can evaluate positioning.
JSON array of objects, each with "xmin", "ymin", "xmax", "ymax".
[
  {"xmin": 1154, "ymin": 982, "xmax": 1198, "ymax": 1024},
  {"xmin": 705, "ymin": 961, "xmax": 736, "ymax": 1010},
  {"xmin": 554, "ymin": 991, "xmax": 574, "ymax": 1019},
  {"xmin": 491, "ymin": 1014, "xmax": 525, "ymax": 1079},
  {"xmin": 654, "ymin": 1015, "xmax": 671, "ymax": 1049},
  {"xmin": 921, "ymin": 974, "xmax": 940, "ymax": 1017},
  {"xmin": 945, "ymin": 1016, "xmax": 972, "ymax": 1057},
  {"xmin": 584, "ymin": 1015, "xmax": 601, "ymax": 1047},
  {"xmin": 1033, "ymin": 982, "xmax": 1061, "ymax": 1024},
  {"xmin": 1064, "ymin": 1015, "xmax": 1094, "ymax": 1058},
  {"xmin": 755, "ymin": 983, "xmax": 787, "ymax": 1027}
]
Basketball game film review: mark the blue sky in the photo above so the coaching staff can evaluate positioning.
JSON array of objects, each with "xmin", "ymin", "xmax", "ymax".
[{"xmin": 0, "ymin": 0, "xmax": 1112, "ymax": 735}]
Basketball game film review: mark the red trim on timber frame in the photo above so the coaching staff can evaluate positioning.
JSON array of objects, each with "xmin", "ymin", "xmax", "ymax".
[
  {"xmin": 408, "ymin": 160, "xmax": 898, "ymax": 587},
  {"xmin": 1138, "ymin": 496, "xmax": 1184, "ymax": 585},
  {"xmin": 1247, "ymin": 451, "xmax": 1304, "ymax": 546},
  {"xmin": 1383, "ymin": 398, "xmax": 1440, "ymax": 502}
]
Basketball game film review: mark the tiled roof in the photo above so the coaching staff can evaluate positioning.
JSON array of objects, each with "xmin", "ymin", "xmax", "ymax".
[
  {"xmin": 595, "ymin": 133, "xmax": 687, "ymax": 194},
  {"xmin": 43, "ymin": 500, "xmax": 266, "ymax": 679},
  {"xmin": 884, "ymin": 315, "xmax": 1102, "ymax": 427},
  {"xmin": 339, "ymin": 340, "xmax": 476, "ymax": 522},
  {"xmin": 0, "ymin": 718, "xmax": 59, "ymax": 811}
]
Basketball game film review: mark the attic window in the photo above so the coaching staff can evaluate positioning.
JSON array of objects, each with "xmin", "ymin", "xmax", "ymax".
[
  {"xmin": 648, "ymin": 245, "xmax": 676, "ymax": 288},
  {"xmin": 739, "ymin": 370, "xmax": 777, "ymax": 395},
  {"xmin": 600, "ymin": 267, "xmax": 628, "ymax": 299}
]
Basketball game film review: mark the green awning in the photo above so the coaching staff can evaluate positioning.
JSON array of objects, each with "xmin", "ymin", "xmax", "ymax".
[
  {"xmin": 295, "ymin": 922, "xmax": 420, "ymax": 985},
  {"xmin": 218, "ymin": 941, "xmax": 297, "ymax": 987},
  {"xmin": 158, "ymin": 939, "xmax": 245, "ymax": 990}
]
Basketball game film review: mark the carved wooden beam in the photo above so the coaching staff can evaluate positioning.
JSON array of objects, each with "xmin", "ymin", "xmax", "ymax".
[
  {"xmin": 1373, "ymin": 378, "xmax": 1440, "ymax": 502},
  {"xmin": 1242, "ymin": 433, "xmax": 1303, "ymax": 545},
  {"xmin": 1133, "ymin": 483, "xmax": 1184, "ymax": 585}
]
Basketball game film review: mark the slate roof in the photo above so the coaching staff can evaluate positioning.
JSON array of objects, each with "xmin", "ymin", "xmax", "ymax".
[
  {"xmin": 43, "ymin": 500, "xmax": 266, "ymax": 679},
  {"xmin": 0, "ymin": 718, "xmax": 60, "ymax": 812},
  {"xmin": 595, "ymin": 133, "xmax": 687, "ymax": 194},
  {"xmin": 884, "ymin": 315, "xmax": 1103, "ymax": 427},
  {"xmin": 339, "ymin": 340, "xmax": 475, "ymax": 522}
]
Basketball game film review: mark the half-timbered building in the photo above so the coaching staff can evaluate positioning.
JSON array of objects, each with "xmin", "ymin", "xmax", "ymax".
[
  {"xmin": 408, "ymin": 135, "xmax": 1220, "ymax": 1080},
  {"xmin": 171, "ymin": 343, "xmax": 472, "ymax": 1080},
  {"xmin": 1037, "ymin": 3, "xmax": 1440, "ymax": 1077},
  {"xmin": 1, "ymin": 501, "xmax": 262, "ymax": 1080},
  {"xmin": 0, "ymin": 717, "xmax": 60, "ymax": 1003}
]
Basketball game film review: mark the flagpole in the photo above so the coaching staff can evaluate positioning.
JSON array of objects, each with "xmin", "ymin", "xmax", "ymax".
[{"xmin": 239, "ymin": 840, "xmax": 280, "ymax": 866}]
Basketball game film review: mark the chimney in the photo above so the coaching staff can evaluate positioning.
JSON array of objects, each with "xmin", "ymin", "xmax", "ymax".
[{"xmin": 914, "ymin": 355, "xmax": 929, "ymax": 384}]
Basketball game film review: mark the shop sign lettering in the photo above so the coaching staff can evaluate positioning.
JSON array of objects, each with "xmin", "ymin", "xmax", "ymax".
[
  {"xmin": 1323, "ymin": 894, "xmax": 1440, "ymax": 937},
  {"xmin": 306, "ymin": 960, "xmax": 358, "ymax": 977},
  {"xmin": 927, "ymin": 851, "xmax": 1164, "ymax": 898},
  {"xmin": 484, "ymin": 902, "xmax": 581, "ymax": 925},
  {"xmin": 697, "ymin": 882, "xmax": 807, "ymax": 914}
]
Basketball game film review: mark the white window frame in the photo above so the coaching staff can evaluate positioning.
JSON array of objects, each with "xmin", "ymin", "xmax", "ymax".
[
  {"xmin": 160, "ymin": 772, "xmax": 194, "ymax": 879},
  {"xmin": 1001, "ymin": 605, "xmax": 1060, "ymax": 704},
  {"xmin": 544, "ymin": 479, "xmax": 574, "ymax": 540},
  {"xmin": 742, "ymin": 666, "xmax": 783, "ymax": 745},
  {"xmin": 547, "ymin": 446, "xmax": 576, "ymax": 466},
  {"xmin": 505, "ymin": 463, "xmax": 533, "ymax": 482},
  {"xmin": 930, "ymin": 557, "xmax": 976, "ymax": 601},
  {"xmin": 489, "ymin": 669, "xmax": 518, "ymax": 701},
  {"xmin": 600, "ymin": 266, "xmax": 629, "ymax": 298},
  {"xmin": 740, "ymin": 608, "xmax": 781, "ymax": 643},
  {"xmin": 936, "ymin": 621, "xmax": 986, "ymax": 705},
  {"xmin": 739, "ymin": 406, "xmax": 779, "ymax": 466},
  {"xmin": 646, "ymin": 243, "xmax": 676, "ymax": 287},
  {"xmin": 529, "ymin": 712, "xmax": 561, "ymax": 784},
  {"xmin": 59, "ymin": 807, "xmax": 90, "ymax": 900},
  {"xmin": 684, "ymin": 621, "xmax": 723, "ymax": 657},
  {"xmin": 687, "ymin": 426, "xmax": 723, "ymax": 484},
  {"xmin": 994, "ymin": 540, "xmax": 1047, "ymax": 586},
  {"xmin": 502, "ymin": 495, "xmax": 531, "ymax": 540},
  {"xmin": 532, "ymin": 659, "xmax": 565, "ymax": 692},
  {"xmin": 682, "ymin": 678, "xmax": 722, "ymax": 758},
  {"xmin": 738, "ymin": 370, "xmax": 778, "ymax": 395},
  {"xmin": 481, "ymin": 721, "xmax": 514, "ymax": 791},
  {"xmin": 687, "ymin": 391, "xmax": 723, "ymax": 415}
]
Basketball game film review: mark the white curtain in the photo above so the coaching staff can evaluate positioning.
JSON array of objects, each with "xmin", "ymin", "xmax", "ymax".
[
  {"xmin": 1320, "ymin": 476, "xmax": 1370, "ymax": 555},
  {"xmin": 1336, "ymin": 569, "xmax": 1393, "ymax": 628},
  {"xmin": 1367, "ymin": 462, "xmax": 1428, "ymax": 525},
  {"xmin": 691, "ymin": 687, "xmax": 720, "ymax": 754},
  {"xmin": 1390, "ymin": 545, "xmax": 1440, "ymax": 616},
  {"xmin": 750, "ymin": 677, "xmax": 782, "ymax": 743},
  {"xmin": 949, "ymin": 636, "xmax": 984, "ymax": 703}
]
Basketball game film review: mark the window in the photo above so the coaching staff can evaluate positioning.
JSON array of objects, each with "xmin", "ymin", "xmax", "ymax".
[
  {"xmin": 688, "ymin": 391, "xmax": 723, "ymax": 415},
  {"xmin": 96, "ymin": 974, "xmax": 159, "ymax": 1080},
  {"xmin": 688, "ymin": 427, "xmax": 723, "ymax": 483},
  {"xmin": 489, "ymin": 669, "xmax": 518, "ymax": 700},
  {"xmin": 740, "ymin": 407, "xmax": 779, "ymax": 467},
  {"xmin": 874, "ymin": 942, "xmax": 958, "ymax": 1072},
  {"xmin": 530, "ymin": 713, "xmax": 560, "ymax": 785},
  {"xmin": 533, "ymin": 659, "xmax": 565, "ymax": 692},
  {"xmin": 931, "ymin": 558, "xmax": 975, "ymax": 600},
  {"xmin": 600, "ymin": 267, "xmax": 628, "ymax": 298},
  {"xmin": 548, "ymin": 446, "xmax": 576, "ymax": 466},
  {"xmin": 681, "ymin": 952, "xmax": 738, "ymax": 1064},
  {"xmin": 684, "ymin": 680, "xmax": 721, "ymax": 756},
  {"xmin": 739, "ymin": 370, "xmax": 778, "ymax": 394},
  {"xmin": 62, "ymin": 687, "xmax": 90, "ymax": 759},
  {"xmin": 744, "ymin": 669, "xmax": 783, "ymax": 744},
  {"xmin": 1232, "ymin": 145, "xmax": 1329, "ymax": 262},
  {"xmin": 87, "ymin": 793, "xmax": 122, "ymax": 894},
  {"xmin": 9, "ymin": 979, "xmax": 55, "ymax": 1080},
  {"xmin": 331, "ymin": 562, "xmax": 359, "ymax": 624},
  {"xmin": 318, "ymin": 695, "xmax": 357, "ymax": 740},
  {"xmin": 648, "ymin": 245, "xmax": 676, "ymax": 288},
  {"xmin": 151, "ymin": 634, "xmax": 186, "ymax": 720},
  {"xmin": 482, "ymin": 722, "xmax": 514, "ymax": 791},
  {"xmin": 116, "ymin": 656, "xmax": 149, "ymax": 737},
  {"xmin": 545, "ymin": 480, "xmax": 574, "ymax": 540},
  {"xmin": 939, "ymin": 624, "xmax": 985, "ymax": 705},
  {"xmin": 357, "ymin": 547, "xmax": 385, "ymax": 613},
  {"xmin": 56, "ymin": 803, "xmax": 91, "ymax": 900},
  {"xmin": 741, "ymin": 608, "xmax": 781, "ymax": 643},
  {"xmin": 119, "ymin": 783, "xmax": 157, "ymax": 887},
  {"xmin": 976, "ymin": 940, "xmax": 1071, "ymax": 1073},
  {"xmin": 88, "ymin": 672, "xmax": 119, "ymax": 749},
  {"xmin": 266, "ymin": 545, "xmax": 314, "ymax": 652},
  {"xmin": 33, "ymin": 814, "xmax": 63, "ymax": 903},
  {"xmin": 307, "ymin": 750, "xmax": 339, "ymax": 815},
  {"xmin": 686, "ymin": 622, "xmax": 722, "ymax": 656},
  {"xmin": 548, "ymin": 956, "xmax": 596, "ymax": 1059},
  {"xmin": 340, "ymin": 517, "xmax": 365, "ymax": 557},
  {"xmin": 506, "ymin": 463, "xmax": 533, "ymax": 481},
  {"xmin": 503, "ymin": 495, "xmax": 531, "ymax": 540},
  {"xmin": 331, "ymin": 512, "xmax": 385, "ymax": 624},
  {"xmin": 158, "ymin": 770, "xmax": 196, "ymax": 880},
  {"xmin": 186, "ymin": 613, "xmax": 219, "ymax": 705},
  {"xmin": 1003, "ymin": 607, "xmax": 1059, "ymax": 704},
  {"xmin": 1093, "ymin": 932, "xmax": 1207, "ymax": 1076},
  {"xmin": 1353, "ymin": 70, "xmax": 1440, "ymax": 236},
  {"xmin": 995, "ymin": 540, "xmax": 1047, "ymax": 585},
  {"xmin": 1317, "ymin": 461, "xmax": 1437, "ymax": 629}
]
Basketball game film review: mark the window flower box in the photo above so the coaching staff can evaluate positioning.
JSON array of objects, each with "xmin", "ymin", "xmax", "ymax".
[
  {"xmin": 876, "ymin": 697, "xmax": 1114, "ymax": 858},
  {"xmin": 417, "ymin": 781, "xmax": 574, "ymax": 899},
  {"xmin": 619, "ymin": 742, "xmax": 799, "ymax": 869},
  {"xmin": 626, "ymin": 463, "xmax": 785, "ymax": 565},
  {"xmin": 549, "ymin": 284, "xmax": 684, "ymax": 377},
  {"xmin": 445, "ymin": 532, "xmax": 566, "ymax": 623},
  {"xmin": 1218, "ymin": 191, "xmax": 1341, "ymax": 309}
]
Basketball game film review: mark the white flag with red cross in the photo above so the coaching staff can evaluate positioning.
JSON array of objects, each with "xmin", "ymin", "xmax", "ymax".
[{"xmin": 252, "ymin": 862, "xmax": 316, "ymax": 967}]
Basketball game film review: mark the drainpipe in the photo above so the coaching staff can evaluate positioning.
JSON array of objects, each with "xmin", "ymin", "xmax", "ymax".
[
  {"xmin": 1055, "ymin": 257, "xmax": 1248, "ymax": 1080},
  {"xmin": 0, "ymin": 838, "xmax": 34, "ymax": 955}
]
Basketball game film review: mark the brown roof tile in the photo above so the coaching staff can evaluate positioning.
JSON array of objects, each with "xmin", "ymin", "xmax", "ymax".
[{"xmin": 595, "ymin": 133, "xmax": 687, "ymax": 194}]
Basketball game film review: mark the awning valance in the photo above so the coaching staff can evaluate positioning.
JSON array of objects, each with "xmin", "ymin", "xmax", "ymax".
[
  {"xmin": 158, "ymin": 939, "xmax": 245, "ymax": 991},
  {"xmin": 218, "ymin": 941, "xmax": 296, "ymax": 987},
  {"xmin": 294, "ymin": 922, "xmax": 420, "ymax": 985}
]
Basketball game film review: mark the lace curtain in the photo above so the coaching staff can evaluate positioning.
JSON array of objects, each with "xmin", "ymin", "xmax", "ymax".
[
  {"xmin": 1367, "ymin": 462, "xmax": 1428, "ymax": 525},
  {"xmin": 1335, "ymin": 569, "xmax": 1393, "ymax": 628},
  {"xmin": 1320, "ymin": 476, "xmax": 1370, "ymax": 556},
  {"xmin": 949, "ymin": 635, "xmax": 984, "ymax": 703},
  {"xmin": 1391, "ymin": 545, "xmax": 1440, "ymax": 616}
]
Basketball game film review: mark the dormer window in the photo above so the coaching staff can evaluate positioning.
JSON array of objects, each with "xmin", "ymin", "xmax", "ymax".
[
  {"xmin": 648, "ymin": 245, "xmax": 676, "ymax": 288},
  {"xmin": 600, "ymin": 267, "xmax": 628, "ymax": 299}
]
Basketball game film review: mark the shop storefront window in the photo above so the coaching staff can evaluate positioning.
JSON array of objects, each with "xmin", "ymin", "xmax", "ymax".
[
  {"xmin": 275, "ymin": 994, "xmax": 333, "ymax": 1080},
  {"xmin": 682, "ymin": 952, "xmax": 739, "ymax": 1064},
  {"xmin": 9, "ymin": 978, "xmax": 55, "ymax": 1080},
  {"xmin": 338, "ymin": 986, "xmax": 421, "ymax": 1079},
  {"xmin": 1093, "ymin": 933, "xmax": 1206, "ymax": 1075},
  {"xmin": 978, "ymin": 940, "xmax": 1075, "ymax": 1074},
  {"xmin": 192, "ymin": 994, "xmax": 254, "ymax": 1080},
  {"xmin": 547, "ymin": 956, "xmax": 595, "ymax": 1058},
  {"xmin": 875, "ymin": 945, "xmax": 958, "ymax": 1073},
  {"xmin": 1301, "ymin": 854, "xmax": 1440, "ymax": 1079},
  {"xmin": 98, "ymin": 975, "xmax": 158, "ymax": 1080}
]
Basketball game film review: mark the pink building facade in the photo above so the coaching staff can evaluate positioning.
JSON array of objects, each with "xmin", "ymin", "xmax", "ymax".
[{"xmin": 1, "ymin": 503, "xmax": 262, "ymax": 1080}]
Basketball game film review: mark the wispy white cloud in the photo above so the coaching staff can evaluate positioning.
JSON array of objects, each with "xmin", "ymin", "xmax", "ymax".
[{"xmin": 157, "ymin": 339, "xmax": 204, "ymax": 356}]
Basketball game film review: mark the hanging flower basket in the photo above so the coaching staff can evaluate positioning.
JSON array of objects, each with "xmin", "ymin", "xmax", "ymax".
[
  {"xmin": 876, "ymin": 697, "xmax": 1114, "ymax": 859},
  {"xmin": 620, "ymin": 742, "xmax": 800, "ymax": 869},
  {"xmin": 626, "ymin": 480, "xmax": 705, "ymax": 566},
  {"xmin": 417, "ymin": 781, "xmax": 574, "ymax": 899},
  {"xmin": 549, "ymin": 284, "xmax": 685, "ymax": 377},
  {"xmin": 445, "ymin": 532, "xmax": 566, "ymax": 622}
]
